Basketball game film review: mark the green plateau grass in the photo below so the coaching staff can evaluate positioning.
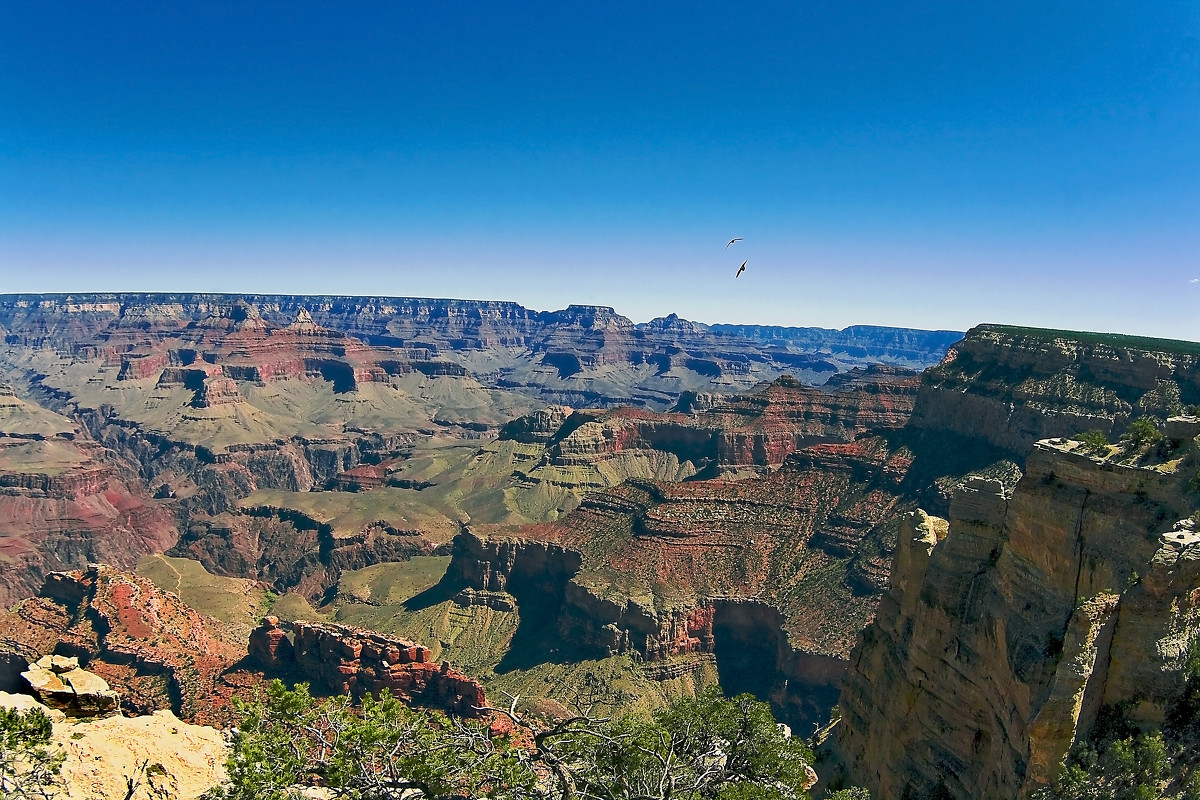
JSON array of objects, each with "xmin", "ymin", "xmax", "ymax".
[
  {"xmin": 335, "ymin": 557, "xmax": 452, "ymax": 606},
  {"xmin": 0, "ymin": 439, "xmax": 91, "ymax": 475},
  {"xmin": 239, "ymin": 487, "xmax": 462, "ymax": 542},
  {"xmin": 239, "ymin": 438, "xmax": 586, "ymax": 537},
  {"xmin": 269, "ymin": 592, "xmax": 326, "ymax": 622},
  {"xmin": 136, "ymin": 554, "xmax": 274, "ymax": 628},
  {"xmin": 327, "ymin": 558, "xmax": 720, "ymax": 716},
  {"xmin": 0, "ymin": 391, "xmax": 76, "ymax": 438}
]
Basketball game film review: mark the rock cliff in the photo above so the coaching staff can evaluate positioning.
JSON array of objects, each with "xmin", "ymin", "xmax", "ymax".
[
  {"xmin": 0, "ymin": 293, "xmax": 959, "ymax": 412},
  {"xmin": 0, "ymin": 692, "xmax": 228, "ymax": 800},
  {"xmin": 0, "ymin": 565, "xmax": 495, "ymax": 731},
  {"xmin": 835, "ymin": 430, "xmax": 1200, "ymax": 799},
  {"xmin": 498, "ymin": 367, "xmax": 920, "ymax": 496},
  {"xmin": 0, "ymin": 294, "xmax": 957, "ymax": 608},
  {"xmin": 0, "ymin": 435, "xmax": 179, "ymax": 608},
  {"xmin": 249, "ymin": 616, "xmax": 491, "ymax": 718},
  {"xmin": 912, "ymin": 324, "xmax": 1200, "ymax": 455}
]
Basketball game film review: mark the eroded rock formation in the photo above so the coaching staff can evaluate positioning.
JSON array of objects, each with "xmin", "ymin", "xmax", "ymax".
[
  {"xmin": 249, "ymin": 616, "xmax": 490, "ymax": 718},
  {"xmin": 835, "ymin": 432, "xmax": 1200, "ymax": 800},
  {"xmin": 912, "ymin": 324, "xmax": 1200, "ymax": 455},
  {"xmin": 0, "ymin": 436, "xmax": 179, "ymax": 608},
  {"xmin": 0, "ymin": 565, "xmax": 245, "ymax": 721}
]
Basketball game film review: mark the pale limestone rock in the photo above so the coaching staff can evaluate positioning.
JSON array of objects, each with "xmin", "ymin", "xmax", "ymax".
[
  {"xmin": 22, "ymin": 666, "xmax": 68, "ymax": 696},
  {"xmin": 1025, "ymin": 594, "xmax": 1120, "ymax": 786},
  {"xmin": 21, "ymin": 655, "xmax": 119, "ymax": 713},
  {"xmin": 836, "ymin": 440, "xmax": 1200, "ymax": 800},
  {"xmin": 54, "ymin": 710, "xmax": 226, "ymax": 800},
  {"xmin": 893, "ymin": 510, "xmax": 948, "ymax": 618},
  {"xmin": 0, "ymin": 689, "xmax": 66, "ymax": 721}
]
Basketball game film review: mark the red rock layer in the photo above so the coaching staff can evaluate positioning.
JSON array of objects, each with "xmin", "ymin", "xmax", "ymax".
[
  {"xmin": 0, "ymin": 565, "xmax": 245, "ymax": 723},
  {"xmin": 459, "ymin": 436, "xmax": 910, "ymax": 664},
  {"xmin": 515, "ymin": 368, "xmax": 920, "ymax": 472},
  {"xmin": 249, "ymin": 616, "xmax": 490, "ymax": 719},
  {"xmin": 104, "ymin": 302, "xmax": 460, "ymax": 393},
  {"xmin": 0, "ymin": 451, "xmax": 178, "ymax": 607}
]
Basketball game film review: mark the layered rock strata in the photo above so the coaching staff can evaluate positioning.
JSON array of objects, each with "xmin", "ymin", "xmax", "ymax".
[
  {"xmin": 249, "ymin": 616, "xmax": 489, "ymax": 718},
  {"xmin": 0, "ymin": 437, "xmax": 179, "ymax": 608},
  {"xmin": 0, "ymin": 293, "xmax": 960, "ymax": 409},
  {"xmin": 500, "ymin": 367, "xmax": 920, "ymax": 493},
  {"xmin": 912, "ymin": 324, "xmax": 1200, "ymax": 455},
  {"xmin": 835, "ymin": 433, "xmax": 1200, "ymax": 800}
]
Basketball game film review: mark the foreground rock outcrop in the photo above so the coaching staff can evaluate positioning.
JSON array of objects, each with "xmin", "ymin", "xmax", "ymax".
[
  {"xmin": 20, "ymin": 653, "xmax": 119, "ymax": 715},
  {"xmin": 0, "ymin": 692, "xmax": 226, "ymax": 800},
  {"xmin": 835, "ymin": 431, "xmax": 1200, "ymax": 799},
  {"xmin": 0, "ymin": 564, "xmax": 246, "ymax": 721}
]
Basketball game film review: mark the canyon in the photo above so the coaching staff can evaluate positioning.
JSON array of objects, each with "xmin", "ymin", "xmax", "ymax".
[{"xmin": 2, "ymin": 293, "xmax": 1199, "ymax": 798}]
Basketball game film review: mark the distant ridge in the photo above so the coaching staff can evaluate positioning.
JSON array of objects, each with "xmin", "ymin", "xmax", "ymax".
[{"xmin": 0, "ymin": 292, "xmax": 964, "ymax": 364}]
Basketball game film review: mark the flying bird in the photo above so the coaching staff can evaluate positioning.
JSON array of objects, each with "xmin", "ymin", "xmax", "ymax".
[
  {"xmin": 735, "ymin": 260, "xmax": 747, "ymax": 278},
  {"xmin": 725, "ymin": 237, "xmax": 743, "ymax": 249}
]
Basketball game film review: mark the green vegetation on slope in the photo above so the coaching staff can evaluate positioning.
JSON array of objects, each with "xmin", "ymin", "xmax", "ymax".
[
  {"xmin": 325, "ymin": 558, "xmax": 715, "ymax": 719},
  {"xmin": 1, "ymin": 705, "xmax": 64, "ymax": 798},
  {"xmin": 0, "ymin": 388, "xmax": 76, "ymax": 438},
  {"xmin": 0, "ymin": 440, "xmax": 91, "ymax": 476},
  {"xmin": 1036, "ymin": 640, "xmax": 1200, "ymax": 800},
  {"xmin": 136, "ymin": 555, "xmax": 275, "ymax": 628}
]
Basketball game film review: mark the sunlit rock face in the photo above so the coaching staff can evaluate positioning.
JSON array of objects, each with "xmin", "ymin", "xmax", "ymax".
[
  {"xmin": 0, "ymin": 565, "xmax": 245, "ymax": 721},
  {"xmin": 911, "ymin": 323, "xmax": 1200, "ymax": 456},
  {"xmin": 836, "ymin": 436, "xmax": 1200, "ymax": 800}
]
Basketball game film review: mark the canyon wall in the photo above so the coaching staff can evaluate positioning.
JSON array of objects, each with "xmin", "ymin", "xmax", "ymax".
[
  {"xmin": 0, "ymin": 436, "xmax": 179, "ymax": 608},
  {"xmin": 835, "ymin": 431, "xmax": 1200, "ymax": 799},
  {"xmin": 911, "ymin": 324, "xmax": 1200, "ymax": 455},
  {"xmin": 445, "ymin": 522, "xmax": 859, "ymax": 731},
  {"xmin": 0, "ymin": 294, "xmax": 961, "ymax": 376}
]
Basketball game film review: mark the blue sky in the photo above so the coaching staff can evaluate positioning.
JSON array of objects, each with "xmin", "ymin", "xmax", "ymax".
[{"xmin": 2, "ymin": 1, "xmax": 1198, "ymax": 338}]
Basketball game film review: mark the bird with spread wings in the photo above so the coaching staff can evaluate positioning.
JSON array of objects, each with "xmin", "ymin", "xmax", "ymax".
[{"xmin": 735, "ymin": 260, "xmax": 747, "ymax": 278}]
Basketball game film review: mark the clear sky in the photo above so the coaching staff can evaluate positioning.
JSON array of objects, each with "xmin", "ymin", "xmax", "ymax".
[{"xmin": 2, "ymin": 1, "xmax": 1198, "ymax": 338}]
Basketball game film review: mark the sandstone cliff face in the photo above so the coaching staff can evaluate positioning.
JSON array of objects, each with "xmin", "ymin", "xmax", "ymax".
[
  {"xmin": 835, "ymin": 437, "xmax": 1200, "ymax": 800},
  {"xmin": 912, "ymin": 324, "xmax": 1200, "ymax": 455}
]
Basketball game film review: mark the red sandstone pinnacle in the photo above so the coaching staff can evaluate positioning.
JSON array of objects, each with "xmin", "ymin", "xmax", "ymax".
[{"xmin": 247, "ymin": 615, "xmax": 293, "ymax": 669}]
